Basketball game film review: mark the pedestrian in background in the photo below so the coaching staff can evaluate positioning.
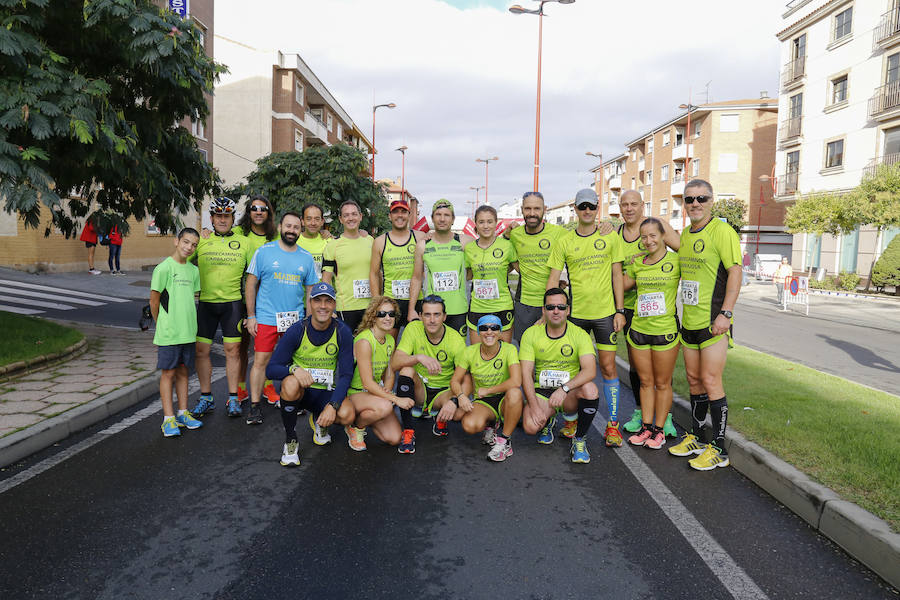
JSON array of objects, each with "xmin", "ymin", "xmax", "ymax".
[
  {"xmin": 742, "ymin": 251, "xmax": 751, "ymax": 286},
  {"xmin": 108, "ymin": 224, "xmax": 123, "ymax": 274},
  {"xmin": 773, "ymin": 256, "xmax": 793, "ymax": 304},
  {"xmin": 79, "ymin": 217, "xmax": 101, "ymax": 275}
]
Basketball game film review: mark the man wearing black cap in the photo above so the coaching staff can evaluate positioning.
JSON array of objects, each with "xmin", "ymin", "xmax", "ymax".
[{"xmin": 266, "ymin": 282, "xmax": 356, "ymax": 467}]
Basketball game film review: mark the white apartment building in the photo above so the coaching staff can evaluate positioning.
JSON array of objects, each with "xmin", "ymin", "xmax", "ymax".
[{"xmin": 775, "ymin": 0, "xmax": 900, "ymax": 278}]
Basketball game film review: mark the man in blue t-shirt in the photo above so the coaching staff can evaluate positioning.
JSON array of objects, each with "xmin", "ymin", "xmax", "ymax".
[{"xmin": 245, "ymin": 211, "xmax": 318, "ymax": 425}]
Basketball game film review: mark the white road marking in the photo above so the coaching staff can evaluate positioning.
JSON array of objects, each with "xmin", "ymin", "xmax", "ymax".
[
  {"xmin": 0, "ymin": 279, "xmax": 130, "ymax": 303},
  {"xmin": 0, "ymin": 304, "xmax": 43, "ymax": 315},
  {"xmin": 0, "ymin": 286, "xmax": 106, "ymax": 306},
  {"xmin": 0, "ymin": 296, "xmax": 76, "ymax": 310}
]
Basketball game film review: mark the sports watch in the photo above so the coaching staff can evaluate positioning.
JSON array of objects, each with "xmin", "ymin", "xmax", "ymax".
[{"xmin": 720, "ymin": 310, "xmax": 733, "ymax": 319}]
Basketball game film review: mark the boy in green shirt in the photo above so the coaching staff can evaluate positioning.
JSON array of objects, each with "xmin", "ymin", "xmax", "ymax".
[{"xmin": 150, "ymin": 228, "xmax": 204, "ymax": 438}]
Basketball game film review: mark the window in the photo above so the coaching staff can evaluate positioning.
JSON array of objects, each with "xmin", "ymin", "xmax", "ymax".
[
  {"xmin": 631, "ymin": 149, "xmax": 637, "ymax": 160},
  {"xmin": 337, "ymin": 123, "xmax": 344, "ymax": 140},
  {"xmin": 660, "ymin": 200, "xmax": 668, "ymax": 215},
  {"xmin": 661, "ymin": 164, "xmax": 669, "ymax": 181},
  {"xmin": 644, "ymin": 202, "xmax": 652, "ymax": 217},
  {"xmin": 326, "ymin": 113, "xmax": 334, "ymax": 132},
  {"xmin": 831, "ymin": 74, "xmax": 848, "ymax": 105},
  {"xmin": 883, "ymin": 126, "xmax": 900, "ymax": 156},
  {"xmin": 294, "ymin": 128, "xmax": 303, "ymax": 151},
  {"xmin": 792, "ymin": 33, "xmax": 806, "ymax": 59},
  {"xmin": 692, "ymin": 158, "xmax": 700, "ymax": 177},
  {"xmin": 675, "ymin": 128, "xmax": 684, "ymax": 146},
  {"xmin": 786, "ymin": 150, "xmax": 800, "ymax": 174},
  {"xmin": 647, "ymin": 137, "xmax": 654, "ymax": 153},
  {"xmin": 825, "ymin": 139, "xmax": 844, "ymax": 168},
  {"xmin": 295, "ymin": 80, "xmax": 304, "ymax": 105},
  {"xmin": 694, "ymin": 122, "xmax": 702, "ymax": 138},
  {"xmin": 631, "ymin": 177, "xmax": 636, "ymax": 189},
  {"xmin": 718, "ymin": 153, "xmax": 738, "ymax": 172},
  {"xmin": 789, "ymin": 93, "xmax": 803, "ymax": 118},
  {"xmin": 603, "ymin": 192, "xmax": 609, "ymax": 204},
  {"xmin": 662, "ymin": 131, "xmax": 671, "ymax": 146},
  {"xmin": 190, "ymin": 119, "xmax": 205, "ymax": 140},
  {"xmin": 196, "ymin": 27, "xmax": 206, "ymax": 49},
  {"xmin": 888, "ymin": 53, "xmax": 900, "ymax": 84},
  {"xmin": 720, "ymin": 114, "xmax": 739, "ymax": 132},
  {"xmin": 833, "ymin": 7, "xmax": 852, "ymax": 41},
  {"xmin": 646, "ymin": 169, "xmax": 652, "ymax": 182}
]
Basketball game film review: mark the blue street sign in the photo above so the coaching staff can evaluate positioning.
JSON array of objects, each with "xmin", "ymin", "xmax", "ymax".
[{"xmin": 168, "ymin": 0, "xmax": 189, "ymax": 18}]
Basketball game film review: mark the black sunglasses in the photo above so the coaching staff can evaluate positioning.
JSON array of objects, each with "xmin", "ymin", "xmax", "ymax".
[
  {"xmin": 544, "ymin": 304, "xmax": 568, "ymax": 311},
  {"xmin": 249, "ymin": 205, "xmax": 269, "ymax": 212},
  {"xmin": 684, "ymin": 195, "xmax": 711, "ymax": 204},
  {"xmin": 478, "ymin": 324, "xmax": 502, "ymax": 332},
  {"xmin": 375, "ymin": 311, "xmax": 397, "ymax": 318},
  {"xmin": 523, "ymin": 191, "xmax": 544, "ymax": 200},
  {"xmin": 576, "ymin": 202, "xmax": 597, "ymax": 211},
  {"xmin": 423, "ymin": 294, "xmax": 445, "ymax": 305}
]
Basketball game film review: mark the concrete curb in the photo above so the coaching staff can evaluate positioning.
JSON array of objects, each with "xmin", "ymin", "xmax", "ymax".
[
  {"xmin": 615, "ymin": 355, "xmax": 900, "ymax": 591},
  {"xmin": 0, "ymin": 338, "xmax": 88, "ymax": 383},
  {"xmin": 0, "ymin": 370, "xmax": 160, "ymax": 470}
]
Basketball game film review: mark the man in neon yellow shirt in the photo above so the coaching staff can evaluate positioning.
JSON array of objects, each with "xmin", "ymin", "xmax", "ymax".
[
  {"xmin": 323, "ymin": 200, "xmax": 375, "ymax": 334},
  {"xmin": 297, "ymin": 202, "xmax": 331, "ymax": 281}
]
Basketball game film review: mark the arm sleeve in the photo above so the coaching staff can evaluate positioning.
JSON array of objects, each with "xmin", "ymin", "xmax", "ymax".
[
  {"xmin": 247, "ymin": 247, "xmax": 261, "ymax": 277},
  {"xmin": 397, "ymin": 323, "xmax": 418, "ymax": 355},
  {"xmin": 518, "ymin": 328, "xmax": 535, "ymax": 362},
  {"xmin": 506, "ymin": 343, "xmax": 519, "ymax": 365},
  {"xmin": 192, "ymin": 266, "xmax": 201, "ymax": 293},
  {"xmin": 266, "ymin": 322, "xmax": 303, "ymax": 381},
  {"xmin": 506, "ymin": 239, "xmax": 518, "ymax": 262},
  {"xmin": 456, "ymin": 346, "xmax": 471, "ymax": 371},
  {"xmin": 717, "ymin": 224, "xmax": 742, "ymax": 269},
  {"xmin": 612, "ymin": 235, "xmax": 625, "ymax": 263}
]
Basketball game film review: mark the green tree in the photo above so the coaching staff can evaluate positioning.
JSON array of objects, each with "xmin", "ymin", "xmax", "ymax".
[
  {"xmin": 229, "ymin": 145, "xmax": 390, "ymax": 235},
  {"xmin": 0, "ymin": 0, "xmax": 224, "ymax": 236},
  {"xmin": 711, "ymin": 197, "xmax": 747, "ymax": 234},
  {"xmin": 783, "ymin": 192, "xmax": 849, "ymax": 236},
  {"xmin": 871, "ymin": 234, "xmax": 900, "ymax": 294}
]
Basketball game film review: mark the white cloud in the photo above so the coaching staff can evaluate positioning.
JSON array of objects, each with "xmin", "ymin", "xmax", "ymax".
[{"xmin": 216, "ymin": 0, "xmax": 784, "ymax": 215}]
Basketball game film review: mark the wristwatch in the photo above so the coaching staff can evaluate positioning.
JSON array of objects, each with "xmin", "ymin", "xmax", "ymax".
[
  {"xmin": 561, "ymin": 384, "xmax": 570, "ymax": 394},
  {"xmin": 615, "ymin": 308, "xmax": 626, "ymax": 315},
  {"xmin": 329, "ymin": 400, "xmax": 341, "ymax": 412},
  {"xmin": 720, "ymin": 310, "xmax": 733, "ymax": 319}
]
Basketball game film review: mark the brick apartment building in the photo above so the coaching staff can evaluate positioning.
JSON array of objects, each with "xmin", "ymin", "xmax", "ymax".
[{"xmin": 591, "ymin": 97, "xmax": 790, "ymax": 257}]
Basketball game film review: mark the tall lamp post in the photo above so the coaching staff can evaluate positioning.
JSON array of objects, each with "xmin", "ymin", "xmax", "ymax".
[
  {"xmin": 470, "ymin": 185, "xmax": 484, "ymax": 214},
  {"xmin": 371, "ymin": 102, "xmax": 396, "ymax": 180},
  {"xmin": 510, "ymin": 0, "xmax": 575, "ymax": 192},
  {"xmin": 396, "ymin": 146, "xmax": 408, "ymax": 203},
  {"xmin": 475, "ymin": 156, "xmax": 499, "ymax": 205},
  {"xmin": 678, "ymin": 99, "xmax": 697, "ymax": 228},
  {"xmin": 757, "ymin": 166, "xmax": 776, "ymax": 255}
]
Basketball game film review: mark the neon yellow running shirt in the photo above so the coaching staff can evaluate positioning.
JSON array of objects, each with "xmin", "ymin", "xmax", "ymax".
[
  {"xmin": 350, "ymin": 328, "xmax": 395, "ymax": 391},
  {"xmin": 192, "ymin": 232, "xmax": 252, "ymax": 302},
  {"xmin": 678, "ymin": 217, "xmax": 741, "ymax": 330},
  {"xmin": 291, "ymin": 325, "xmax": 340, "ymax": 390},
  {"xmin": 464, "ymin": 237, "xmax": 517, "ymax": 313},
  {"xmin": 381, "ymin": 232, "xmax": 417, "ymax": 299},
  {"xmin": 297, "ymin": 233, "xmax": 329, "ymax": 281},
  {"xmin": 618, "ymin": 224, "xmax": 647, "ymax": 312},
  {"xmin": 396, "ymin": 320, "xmax": 466, "ymax": 389},
  {"xmin": 323, "ymin": 234, "xmax": 375, "ymax": 311},
  {"xmin": 422, "ymin": 235, "xmax": 468, "ymax": 315},
  {"xmin": 548, "ymin": 227, "xmax": 624, "ymax": 320},
  {"xmin": 626, "ymin": 251, "xmax": 681, "ymax": 335},
  {"xmin": 456, "ymin": 341, "xmax": 519, "ymax": 398},
  {"xmin": 509, "ymin": 223, "xmax": 567, "ymax": 307},
  {"xmin": 518, "ymin": 322, "xmax": 594, "ymax": 388}
]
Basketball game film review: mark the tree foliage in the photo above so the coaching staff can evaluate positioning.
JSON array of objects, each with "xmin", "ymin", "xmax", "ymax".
[
  {"xmin": 783, "ymin": 192, "xmax": 850, "ymax": 235},
  {"xmin": 227, "ymin": 145, "xmax": 390, "ymax": 235},
  {"xmin": 710, "ymin": 197, "xmax": 747, "ymax": 234},
  {"xmin": 872, "ymin": 234, "xmax": 900, "ymax": 293},
  {"xmin": 0, "ymin": 0, "xmax": 225, "ymax": 236}
]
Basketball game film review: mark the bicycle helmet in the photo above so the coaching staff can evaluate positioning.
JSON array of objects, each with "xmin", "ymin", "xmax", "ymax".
[{"xmin": 209, "ymin": 197, "xmax": 236, "ymax": 215}]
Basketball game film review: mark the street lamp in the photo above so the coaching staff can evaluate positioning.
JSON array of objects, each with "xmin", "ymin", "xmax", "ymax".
[
  {"xmin": 586, "ymin": 151, "xmax": 603, "ymax": 214},
  {"xmin": 510, "ymin": 0, "xmax": 575, "ymax": 192},
  {"xmin": 475, "ymin": 156, "xmax": 499, "ymax": 206},
  {"xmin": 757, "ymin": 166, "xmax": 775, "ymax": 256},
  {"xmin": 470, "ymin": 185, "xmax": 484, "ymax": 214},
  {"xmin": 396, "ymin": 146, "xmax": 408, "ymax": 203},
  {"xmin": 371, "ymin": 102, "xmax": 396, "ymax": 180},
  {"xmin": 678, "ymin": 99, "xmax": 698, "ymax": 228}
]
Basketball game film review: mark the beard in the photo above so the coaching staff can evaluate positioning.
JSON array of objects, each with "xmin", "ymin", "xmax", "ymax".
[{"xmin": 281, "ymin": 231, "xmax": 298, "ymax": 246}]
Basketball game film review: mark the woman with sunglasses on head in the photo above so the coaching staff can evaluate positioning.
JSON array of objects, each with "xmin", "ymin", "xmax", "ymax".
[
  {"xmin": 344, "ymin": 296, "xmax": 410, "ymax": 451},
  {"xmin": 450, "ymin": 315, "xmax": 523, "ymax": 462},
  {"xmin": 464, "ymin": 205, "xmax": 519, "ymax": 344},
  {"xmin": 622, "ymin": 217, "xmax": 682, "ymax": 451}
]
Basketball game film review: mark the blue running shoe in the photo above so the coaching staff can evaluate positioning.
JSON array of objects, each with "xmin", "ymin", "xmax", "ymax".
[
  {"xmin": 571, "ymin": 437, "xmax": 591, "ymax": 463},
  {"xmin": 175, "ymin": 411, "xmax": 203, "ymax": 429},
  {"xmin": 191, "ymin": 395, "xmax": 214, "ymax": 417},
  {"xmin": 226, "ymin": 397, "xmax": 242, "ymax": 418},
  {"xmin": 411, "ymin": 406, "xmax": 424, "ymax": 418},
  {"xmin": 161, "ymin": 416, "xmax": 181, "ymax": 438},
  {"xmin": 538, "ymin": 415, "xmax": 556, "ymax": 445}
]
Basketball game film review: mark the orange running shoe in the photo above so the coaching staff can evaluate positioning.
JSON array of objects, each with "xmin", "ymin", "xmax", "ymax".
[
  {"xmin": 237, "ymin": 386, "xmax": 249, "ymax": 402},
  {"xmin": 263, "ymin": 383, "xmax": 279, "ymax": 405},
  {"xmin": 604, "ymin": 421, "xmax": 623, "ymax": 447}
]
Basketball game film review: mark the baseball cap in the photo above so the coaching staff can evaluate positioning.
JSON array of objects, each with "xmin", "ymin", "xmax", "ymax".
[
  {"xmin": 309, "ymin": 282, "xmax": 337, "ymax": 300},
  {"xmin": 574, "ymin": 188, "xmax": 599, "ymax": 207},
  {"xmin": 476, "ymin": 314, "xmax": 502, "ymax": 328},
  {"xmin": 390, "ymin": 198, "xmax": 410, "ymax": 211},
  {"xmin": 432, "ymin": 199, "xmax": 454, "ymax": 214}
]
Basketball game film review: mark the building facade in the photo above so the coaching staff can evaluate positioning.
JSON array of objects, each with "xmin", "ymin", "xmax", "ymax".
[
  {"xmin": 592, "ymin": 97, "xmax": 788, "ymax": 257},
  {"xmin": 774, "ymin": 0, "xmax": 900, "ymax": 278}
]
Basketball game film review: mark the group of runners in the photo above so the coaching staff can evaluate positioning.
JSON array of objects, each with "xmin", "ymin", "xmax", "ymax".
[{"xmin": 150, "ymin": 177, "xmax": 741, "ymax": 472}]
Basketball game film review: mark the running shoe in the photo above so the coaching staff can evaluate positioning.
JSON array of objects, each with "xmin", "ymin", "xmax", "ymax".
[
  {"xmin": 263, "ymin": 383, "xmax": 280, "ymax": 405},
  {"xmin": 538, "ymin": 415, "xmax": 556, "ymax": 445},
  {"xmin": 245, "ymin": 403, "xmax": 263, "ymax": 425},
  {"xmin": 411, "ymin": 406, "xmax": 424, "ymax": 418},
  {"xmin": 280, "ymin": 440, "xmax": 300, "ymax": 467},
  {"xmin": 398, "ymin": 429, "xmax": 416, "ymax": 454},
  {"xmin": 226, "ymin": 397, "xmax": 242, "ymax": 418},
  {"xmin": 668, "ymin": 433, "xmax": 705, "ymax": 457},
  {"xmin": 604, "ymin": 421, "xmax": 623, "ymax": 447},
  {"xmin": 309, "ymin": 413, "xmax": 332, "ymax": 446},
  {"xmin": 237, "ymin": 386, "xmax": 249, "ymax": 402},
  {"xmin": 689, "ymin": 444, "xmax": 730, "ymax": 471},
  {"xmin": 645, "ymin": 430, "xmax": 666, "ymax": 450},
  {"xmin": 481, "ymin": 423, "xmax": 497, "ymax": 446},
  {"xmin": 191, "ymin": 395, "xmax": 214, "ymax": 417},
  {"xmin": 570, "ymin": 437, "xmax": 590, "ymax": 463},
  {"xmin": 161, "ymin": 416, "xmax": 181, "ymax": 437},
  {"xmin": 89, "ymin": 268, "xmax": 101, "ymax": 275},
  {"xmin": 345, "ymin": 425, "xmax": 367, "ymax": 451},
  {"xmin": 623, "ymin": 408, "xmax": 643, "ymax": 433},
  {"xmin": 559, "ymin": 418, "xmax": 577, "ymax": 439},
  {"xmin": 427, "ymin": 407, "xmax": 439, "ymax": 418},
  {"xmin": 175, "ymin": 411, "xmax": 203, "ymax": 430},
  {"xmin": 488, "ymin": 437, "xmax": 513, "ymax": 462},
  {"xmin": 663, "ymin": 413, "xmax": 678, "ymax": 438},
  {"xmin": 628, "ymin": 427, "xmax": 652, "ymax": 446},
  {"xmin": 432, "ymin": 418, "xmax": 448, "ymax": 437}
]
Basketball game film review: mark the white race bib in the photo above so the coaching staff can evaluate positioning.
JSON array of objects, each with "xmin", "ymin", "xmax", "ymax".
[
  {"xmin": 539, "ymin": 369, "xmax": 570, "ymax": 389},
  {"xmin": 681, "ymin": 280, "xmax": 699, "ymax": 306},
  {"xmin": 308, "ymin": 368, "xmax": 334, "ymax": 390},
  {"xmin": 276, "ymin": 311, "xmax": 300, "ymax": 333},
  {"xmin": 637, "ymin": 292, "xmax": 666, "ymax": 317},
  {"xmin": 473, "ymin": 279, "xmax": 500, "ymax": 300},
  {"xmin": 391, "ymin": 279, "xmax": 411, "ymax": 299},
  {"xmin": 353, "ymin": 279, "xmax": 371, "ymax": 299},
  {"xmin": 432, "ymin": 270, "xmax": 460, "ymax": 293}
]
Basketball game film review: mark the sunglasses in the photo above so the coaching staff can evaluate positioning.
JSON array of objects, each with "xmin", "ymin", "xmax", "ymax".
[
  {"xmin": 249, "ymin": 205, "xmax": 269, "ymax": 213},
  {"xmin": 576, "ymin": 202, "xmax": 597, "ymax": 211},
  {"xmin": 376, "ymin": 311, "xmax": 397, "ymax": 318},
  {"xmin": 544, "ymin": 304, "xmax": 568, "ymax": 311},
  {"xmin": 523, "ymin": 191, "xmax": 544, "ymax": 199},
  {"xmin": 684, "ymin": 195, "xmax": 712, "ymax": 204},
  {"xmin": 478, "ymin": 324, "xmax": 501, "ymax": 332},
  {"xmin": 423, "ymin": 294, "xmax": 446, "ymax": 305}
]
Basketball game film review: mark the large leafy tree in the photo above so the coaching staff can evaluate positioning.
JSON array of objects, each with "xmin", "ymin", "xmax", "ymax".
[
  {"xmin": 228, "ymin": 144, "xmax": 390, "ymax": 235},
  {"xmin": 0, "ymin": 0, "xmax": 225, "ymax": 236},
  {"xmin": 710, "ymin": 197, "xmax": 747, "ymax": 234}
]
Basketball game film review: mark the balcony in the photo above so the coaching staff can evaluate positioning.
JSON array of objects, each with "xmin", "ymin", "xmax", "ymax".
[
  {"xmin": 778, "ymin": 117, "xmax": 802, "ymax": 146},
  {"xmin": 608, "ymin": 175, "xmax": 622, "ymax": 189},
  {"xmin": 670, "ymin": 175, "xmax": 685, "ymax": 197},
  {"xmin": 874, "ymin": 9, "xmax": 900, "ymax": 50},
  {"xmin": 868, "ymin": 81, "xmax": 900, "ymax": 121},
  {"xmin": 672, "ymin": 143, "xmax": 693, "ymax": 161},
  {"xmin": 863, "ymin": 153, "xmax": 900, "ymax": 178},
  {"xmin": 638, "ymin": 158, "xmax": 645, "ymax": 171},
  {"xmin": 781, "ymin": 56, "xmax": 805, "ymax": 90},
  {"xmin": 304, "ymin": 110, "xmax": 330, "ymax": 143},
  {"xmin": 776, "ymin": 171, "xmax": 799, "ymax": 196}
]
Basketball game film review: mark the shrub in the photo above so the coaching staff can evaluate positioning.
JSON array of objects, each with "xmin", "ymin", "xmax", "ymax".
[
  {"xmin": 872, "ymin": 235, "xmax": 900, "ymax": 293},
  {"xmin": 836, "ymin": 271, "xmax": 860, "ymax": 291}
]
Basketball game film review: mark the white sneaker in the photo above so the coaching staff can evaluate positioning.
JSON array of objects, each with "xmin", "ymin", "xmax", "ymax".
[
  {"xmin": 481, "ymin": 423, "xmax": 497, "ymax": 445},
  {"xmin": 309, "ymin": 413, "xmax": 332, "ymax": 445},
  {"xmin": 488, "ymin": 437, "xmax": 513, "ymax": 462},
  {"xmin": 280, "ymin": 440, "xmax": 300, "ymax": 466},
  {"xmin": 89, "ymin": 269, "xmax": 101, "ymax": 275}
]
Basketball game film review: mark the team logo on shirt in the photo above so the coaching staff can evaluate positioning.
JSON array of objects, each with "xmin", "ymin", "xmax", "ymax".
[
  {"xmin": 539, "ymin": 239, "xmax": 550, "ymax": 250},
  {"xmin": 436, "ymin": 350, "xmax": 448, "ymax": 362},
  {"xmin": 326, "ymin": 343, "xmax": 338, "ymax": 356},
  {"xmin": 594, "ymin": 239, "xmax": 606, "ymax": 251},
  {"xmin": 493, "ymin": 358, "xmax": 503, "ymax": 370},
  {"xmin": 638, "ymin": 241, "xmax": 646, "ymax": 251},
  {"xmin": 492, "ymin": 248, "xmax": 504, "ymax": 258},
  {"xmin": 229, "ymin": 241, "xmax": 241, "ymax": 250},
  {"xmin": 665, "ymin": 333, "xmax": 676, "ymax": 342},
  {"xmin": 407, "ymin": 245, "xmax": 415, "ymax": 254},
  {"xmin": 662, "ymin": 262, "xmax": 674, "ymax": 273},
  {"xmin": 693, "ymin": 239, "xmax": 705, "ymax": 253},
  {"xmin": 609, "ymin": 331, "xmax": 618, "ymax": 344},
  {"xmin": 560, "ymin": 344, "xmax": 574, "ymax": 357}
]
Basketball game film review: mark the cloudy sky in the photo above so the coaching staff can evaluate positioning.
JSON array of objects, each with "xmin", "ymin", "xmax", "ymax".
[{"xmin": 217, "ymin": 0, "xmax": 785, "ymax": 215}]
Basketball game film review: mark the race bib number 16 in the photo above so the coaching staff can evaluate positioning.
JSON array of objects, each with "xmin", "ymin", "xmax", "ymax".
[{"xmin": 681, "ymin": 281, "xmax": 699, "ymax": 306}]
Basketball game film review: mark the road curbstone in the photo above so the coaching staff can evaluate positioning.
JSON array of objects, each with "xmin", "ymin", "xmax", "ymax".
[
  {"xmin": 819, "ymin": 500, "xmax": 900, "ymax": 591},
  {"xmin": 0, "ymin": 338, "xmax": 88, "ymax": 383}
]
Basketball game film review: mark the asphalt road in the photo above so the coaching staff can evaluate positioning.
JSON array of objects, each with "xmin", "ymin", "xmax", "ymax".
[{"xmin": 0, "ymin": 377, "xmax": 894, "ymax": 599}]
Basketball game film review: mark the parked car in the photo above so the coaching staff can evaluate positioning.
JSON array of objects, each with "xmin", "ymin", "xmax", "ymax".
[{"xmin": 753, "ymin": 254, "xmax": 783, "ymax": 280}]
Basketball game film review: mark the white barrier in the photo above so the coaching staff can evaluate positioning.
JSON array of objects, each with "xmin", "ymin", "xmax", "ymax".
[{"xmin": 782, "ymin": 276, "xmax": 809, "ymax": 316}]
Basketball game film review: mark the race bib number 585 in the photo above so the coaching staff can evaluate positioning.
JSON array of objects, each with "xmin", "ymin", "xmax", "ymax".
[{"xmin": 638, "ymin": 292, "xmax": 666, "ymax": 317}]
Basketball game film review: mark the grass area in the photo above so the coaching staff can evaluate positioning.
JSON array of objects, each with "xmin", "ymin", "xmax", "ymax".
[
  {"xmin": 616, "ymin": 338, "xmax": 900, "ymax": 531},
  {"xmin": 0, "ymin": 312, "xmax": 84, "ymax": 367}
]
